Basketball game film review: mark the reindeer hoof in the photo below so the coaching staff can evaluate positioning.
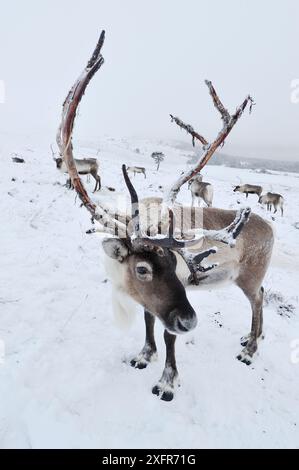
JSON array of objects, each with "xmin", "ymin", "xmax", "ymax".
[
  {"xmin": 130, "ymin": 358, "xmax": 149, "ymax": 369},
  {"xmin": 236, "ymin": 350, "xmax": 253, "ymax": 366},
  {"xmin": 130, "ymin": 351, "xmax": 157, "ymax": 370},
  {"xmin": 152, "ymin": 373, "xmax": 179, "ymax": 402},
  {"xmin": 152, "ymin": 384, "xmax": 174, "ymax": 402}
]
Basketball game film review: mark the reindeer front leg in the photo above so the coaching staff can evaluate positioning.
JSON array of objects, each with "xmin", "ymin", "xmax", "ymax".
[
  {"xmin": 237, "ymin": 285, "xmax": 264, "ymax": 365},
  {"xmin": 152, "ymin": 331, "xmax": 178, "ymax": 402},
  {"xmin": 130, "ymin": 311, "xmax": 157, "ymax": 369},
  {"xmin": 65, "ymin": 177, "xmax": 73, "ymax": 189}
]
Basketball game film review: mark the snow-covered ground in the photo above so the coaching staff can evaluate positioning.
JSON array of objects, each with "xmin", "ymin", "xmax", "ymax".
[{"xmin": 0, "ymin": 135, "xmax": 299, "ymax": 449}]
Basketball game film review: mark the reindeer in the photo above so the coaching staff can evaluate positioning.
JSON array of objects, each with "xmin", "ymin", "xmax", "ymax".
[
  {"xmin": 57, "ymin": 31, "xmax": 273, "ymax": 401},
  {"xmin": 233, "ymin": 184, "xmax": 263, "ymax": 198},
  {"xmin": 126, "ymin": 166, "xmax": 146, "ymax": 179},
  {"xmin": 188, "ymin": 174, "xmax": 214, "ymax": 207},
  {"xmin": 259, "ymin": 192, "xmax": 284, "ymax": 216},
  {"xmin": 54, "ymin": 156, "xmax": 101, "ymax": 192},
  {"xmin": 53, "ymin": 131, "xmax": 101, "ymax": 192}
]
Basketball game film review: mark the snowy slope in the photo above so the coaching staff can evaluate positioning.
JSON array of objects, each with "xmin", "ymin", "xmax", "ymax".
[{"xmin": 0, "ymin": 136, "xmax": 298, "ymax": 449}]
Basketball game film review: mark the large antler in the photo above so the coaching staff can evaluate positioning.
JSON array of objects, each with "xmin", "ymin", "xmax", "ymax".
[
  {"xmin": 166, "ymin": 80, "xmax": 254, "ymax": 206},
  {"xmin": 122, "ymin": 80, "xmax": 253, "ymax": 283},
  {"xmin": 57, "ymin": 31, "xmax": 127, "ymax": 238},
  {"xmin": 58, "ymin": 34, "xmax": 252, "ymax": 284}
]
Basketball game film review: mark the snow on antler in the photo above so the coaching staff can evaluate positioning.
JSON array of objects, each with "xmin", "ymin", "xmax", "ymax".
[
  {"xmin": 202, "ymin": 207, "xmax": 252, "ymax": 247},
  {"xmin": 169, "ymin": 115, "xmax": 209, "ymax": 148}
]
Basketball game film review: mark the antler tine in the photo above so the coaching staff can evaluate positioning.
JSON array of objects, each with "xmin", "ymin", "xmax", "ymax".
[
  {"xmin": 175, "ymin": 207, "xmax": 251, "ymax": 251},
  {"xmin": 122, "ymin": 164, "xmax": 141, "ymax": 238},
  {"xmin": 159, "ymin": 207, "xmax": 251, "ymax": 250},
  {"xmin": 168, "ymin": 209, "xmax": 175, "ymax": 239},
  {"xmin": 143, "ymin": 232, "xmax": 200, "ymax": 249},
  {"xmin": 152, "ymin": 207, "xmax": 250, "ymax": 283},
  {"xmin": 192, "ymin": 247, "xmax": 218, "ymax": 265},
  {"xmin": 205, "ymin": 80, "xmax": 230, "ymax": 125},
  {"xmin": 170, "ymin": 115, "xmax": 209, "ymax": 148},
  {"xmin": 173, "ymin": 208, "xmax": 251, "ymax": 285},
  {"xmin": 121, "ymin": 166, "xmax": 193, "ymax": 247},
  {"xmin": 176, "ymin": 247, "xmax": 218, "ymax": 285},
  {"xmin": 225, "ymin": 207, "xmax": 251, "ymax": 240},
  {"xmin": 87, "ymin": 30, "xmax": 105, "ymax": 69},
  {"xmin": 198, "ymin": 207, "xmax": 252, "ymax": 247}
]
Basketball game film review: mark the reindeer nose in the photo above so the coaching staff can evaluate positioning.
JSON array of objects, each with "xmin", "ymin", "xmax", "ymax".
[{"xmin": 169, "ymin": 307, "xmax": 198, "ymax": 334}]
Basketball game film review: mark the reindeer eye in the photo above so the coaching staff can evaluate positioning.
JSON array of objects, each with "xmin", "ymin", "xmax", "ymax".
[
  {"xmin": 137, "ymin": 266, "xmax": 148, "ymax": 275},
  {"xmin": 135, "ymin": 262, "xmax": 153, "ymax": 281}
]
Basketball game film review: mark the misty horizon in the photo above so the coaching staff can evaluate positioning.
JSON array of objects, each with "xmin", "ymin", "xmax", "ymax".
[{"xmin": 0, "ymin": 0, "xmax": 299, "ymax": 162}]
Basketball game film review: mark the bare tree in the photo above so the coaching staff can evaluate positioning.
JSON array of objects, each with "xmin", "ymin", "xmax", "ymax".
[{"xmin": 151, "ymin": 152, "xmax": 165, "ymax": 171}]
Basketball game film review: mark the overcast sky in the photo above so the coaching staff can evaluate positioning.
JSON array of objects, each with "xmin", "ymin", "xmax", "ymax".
[{"xmin": 0, "ymin": 0, "xmax": 299, "ymax": 160}]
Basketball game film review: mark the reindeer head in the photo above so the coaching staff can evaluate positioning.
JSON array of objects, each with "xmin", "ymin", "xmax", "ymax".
[
  {"xmin": 258, "ymin": 194, "xmax": 268, "ymax": 205},
  {"xmin": 188, "ymin": 174, "xmax": 203, "ymax": 188},
  {"xmin": 98, "ymin": 164, "xmax": 198, "ymax": 333},
  {"xmin": 102, "ymin": 237, "xmax": 197, "ymax": 334},
  {"xmin": 233, "ymin": 185, "xmax": 240, "ymax": 192},
  {"xmin": 54, "ymin": 157, "xmax": 63, "ymax": 169}
]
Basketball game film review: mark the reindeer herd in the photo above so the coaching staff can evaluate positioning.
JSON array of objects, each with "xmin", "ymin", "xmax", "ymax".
[
  {"xmin": 233, "ymin": 184, "xmax": 284, "ymax": 216},
  {"xmin": 49, "ymin": 31, "xmax": 286, "ymax": 401},
  {"xmin": 54, "ymin": 152, "xmax": 285, "ymax": 217}
]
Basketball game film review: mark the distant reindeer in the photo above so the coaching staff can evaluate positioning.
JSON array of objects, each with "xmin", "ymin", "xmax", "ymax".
[
  {"xmin": 188, "ymin": 174, "xmax": 214, "ymax": 207},
  {"xmin": 126, "ymin": 166, "xmax": 146, "ymax": 179},
  {"xmin": 54, "ymin": 157, "xmax": 101, "ymax": 192},
  {"xmin": 259, "ymin": 192, "xmax": 284, "ymax": 216},
  {"xmin": 233, "ymin": 184, "xmax": 262, "ymax": 198}
]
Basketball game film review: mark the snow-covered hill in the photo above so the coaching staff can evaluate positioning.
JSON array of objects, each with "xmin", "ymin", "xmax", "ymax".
[{"xmin": 0, "ymin": 136, "xmax": 298, "ymax": 448}]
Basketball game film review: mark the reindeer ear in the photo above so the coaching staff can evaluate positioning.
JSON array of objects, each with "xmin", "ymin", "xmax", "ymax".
[{"xmin": 102, "ymin": 238, "xmax": 130, "ymax": 263}]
